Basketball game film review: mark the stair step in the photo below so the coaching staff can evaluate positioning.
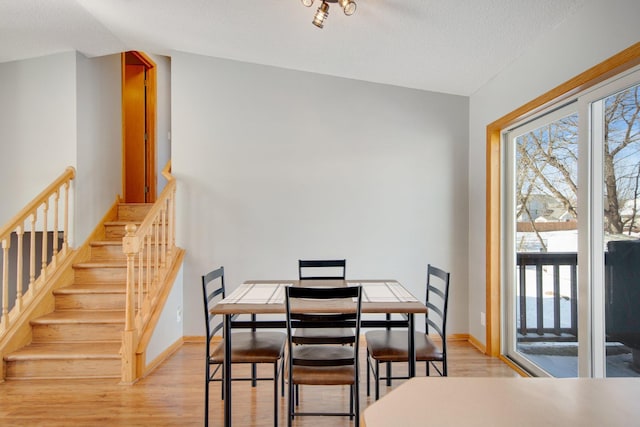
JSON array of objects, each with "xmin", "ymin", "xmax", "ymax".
[
  {"xmin": 90, "ymin": 240, "xmax": 126, "ymax": 261},
  {"xmin": 73, "ymin": 260, "xmax": 150, "ymax": 284},
  {"xmin": 31, "ymin": 310, "xmax": 125, "ymax": 342},
  {"xmin": 54, "ymin": 283, "xmax": 126, "ymax": 310},
  {"xmin": 104, "ymin": 221, "xmax": 140, "ymax": 240},
  {"xmin": 117, "ymin": 203, "xmax": 153, "ymax": 222},
  {"xmin": 4, "ymin": 342, "xmax": 121, "ymax": 379}
]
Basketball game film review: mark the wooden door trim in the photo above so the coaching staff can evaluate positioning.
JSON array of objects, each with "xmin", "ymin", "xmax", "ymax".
[{"xmin": 121, "ymin": 51, "xmax": 157, "ymax": 203}]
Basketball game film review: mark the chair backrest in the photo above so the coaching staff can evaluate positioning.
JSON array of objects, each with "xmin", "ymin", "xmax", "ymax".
[
  {"xmin": 202, "ymin": 266, "xmax": 225, "ymax": 347},
  {"xmin": 425, "ymin": 264, "xmax": 451, "ymax": 345},
  {"xmin": 298, "ymin": 259, "xmax": 346, "ymax": 280},
  {"xmin": 285, "ymin": 285, "xmax": 362, "ymax": 363}
]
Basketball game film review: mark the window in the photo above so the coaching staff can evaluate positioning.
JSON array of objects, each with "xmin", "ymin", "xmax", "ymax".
[
  {"xmin": 484, "ymin": 43, "xmax": 640, "ymax": 374},
  {"xmin": 501, "ymin": 65, "xmax": 640, "ymax": 378}
]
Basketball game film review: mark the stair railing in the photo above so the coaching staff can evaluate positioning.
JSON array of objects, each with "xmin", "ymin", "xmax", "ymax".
[
  {"xmin": 121, "ymin": 161, "xmax": 176, "ymax": 383},
  {"xmin": 0, "ymin": 167, "xmax": 75, "ymax": 335}
]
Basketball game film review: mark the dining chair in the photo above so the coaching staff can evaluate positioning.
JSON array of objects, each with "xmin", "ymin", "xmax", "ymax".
[
  {"xmin": 201, "ymin": 266, "xmax": 286, "ymax": 427},
  {"xmin": 285, "ymin": 285, "xmax": 363, "ymax": 427},
  {"xmin": 296, "ymin": 259, "xmax": 349, "ymax": 342},
  {"xmin": 298, "ymin": 258, "xmax": 346, "ymax": 280},
  {"xmin": 365, "ymin": 264, "xmax": 451, "ymax": 400}
]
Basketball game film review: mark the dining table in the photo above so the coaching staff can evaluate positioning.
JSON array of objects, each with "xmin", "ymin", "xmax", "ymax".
[
  {"xmin": 361, "ymin": 376, "xmax": 640, "ymax": 427},
  {"xmin": 209, "ymin": 279, "xmax": 428, "ymax": 427}
]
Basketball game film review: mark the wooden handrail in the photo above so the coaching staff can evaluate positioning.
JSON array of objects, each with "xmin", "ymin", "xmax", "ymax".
[
  {"xmin": 0, "ymin": 167, "xmax": 75, "ymax": 334},
  {"xmin": 121, "ymin": 161, "xmax": 176, "ymax": 383}
]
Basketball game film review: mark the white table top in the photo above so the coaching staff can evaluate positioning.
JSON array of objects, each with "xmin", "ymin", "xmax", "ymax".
[
  {"xmin": 362, "ymin": 376, "xmax": 640, "ymax": 427},
  {"xmin": 210, "ymin": 280, "xmax": 427, "ymax": 315}
]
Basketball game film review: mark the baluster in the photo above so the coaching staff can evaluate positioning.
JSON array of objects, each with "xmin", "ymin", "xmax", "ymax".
[
  {"xmin": 160, "ymin": 205, "xmax": 167, "ymax": 269},
  {"xmin": 41, "ymin": 200, "xmax": 49, "ymax": 281},
  {"xmin": 146, "ymin": 227, "xmax": 152, "ymax": 295},
  {"xmin": 15, "ymin": 225, "xmax": 24, "ymax": 311},
  {"xmin": 154, "ymin": 218, "xmax": 159, "ymax": 283},
  {"xmin": 122, "ymin": 223, "xmax": 139, "ymax": 384},
  {"xmin": 518, "ymin": 262, "xmax": 527, "ymax": 336},
  {"xmin": 536, "ymin": 263, "xmax": 544, "ymax": 335},
  {"xmin": 570, "ymin": 264, "xmax": 578, "ymax": 337},
  {"xmin": 52, "ymin": 189, "xmax": 60, "ymax": 267},
  {"xmin": 62, "ymin": 181, "xmax": 70, "ymax": 254},
  {"xmin": 553, "ymin": 265, "xmax": 561, "ymax": 336},
  {"xmin": 2, "ymin": 238, "xmax": 10, "ymax": 328},
  {"xmin": 29, "ymin": 214, "xmax": 36, "ymax": 289},
  {"xmin": 138, "ymin": 243, "xmax": 144, "ymax": 323}
]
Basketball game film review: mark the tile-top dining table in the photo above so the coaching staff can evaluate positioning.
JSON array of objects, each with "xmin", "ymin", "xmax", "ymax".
[{"xmin": 209, "ymin": 279, "xmax": 428, "ymax": 427}]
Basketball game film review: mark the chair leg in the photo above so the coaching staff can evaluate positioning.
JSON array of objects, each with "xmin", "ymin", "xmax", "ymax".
[
  {"xmin": 273, "ymin": 362, "xmax": 278, "ymax": 427},
  {"xmin": 204, "ymin": 366, "xmax": 210, "ymax": 427},
  {"xmin": 366, "ymin": 350, "xmax": 370, "ymax": 397},
  {"xmin": 349, "ymin": 386, "xmax": 354, "ymax": 420},
  {"xmin": 375, "ymin": 360, "xmax": 380, "ymax": 400},
  {"xmin": 386, "ymin": 361, "xmax": 392, "ymax": 386},
  {"xmin": 252, "ymin": 362, "xmax": 257, "ymax": 387},
  {"xmin": 354, "ymin": 380, "xmax": 360, "ymax": 427},
  {"xmin": 288, "ymin": 374, "xmax": 294, "ymax": 427},
  {"xmin": 426, "ymin": 360, "xmax": 430, "ymax": 376},
  {"xmin": 281, "ymin": 359, "xmax": 285, "ymax": 397}
]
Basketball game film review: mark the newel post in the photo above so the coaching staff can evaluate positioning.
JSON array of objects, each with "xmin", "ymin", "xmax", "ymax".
[{"xmin": 121, "ymin": 224, "xmax": 140, "ymax": 384}]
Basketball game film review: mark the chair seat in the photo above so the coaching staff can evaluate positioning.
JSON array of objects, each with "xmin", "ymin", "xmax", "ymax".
[
  {"xmin": 290, "ymin": 345, "xmax": 356, "ymax": 385},
  {"xmin": 365, "ymin": 330, "xmax": 442, "ymax": 362},
  {"xmin": 210, "ymin": 331, "xmax": 286, "ymax": 364}
]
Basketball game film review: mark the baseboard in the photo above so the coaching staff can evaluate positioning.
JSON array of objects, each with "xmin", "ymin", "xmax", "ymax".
[
  {"xmin": 142, "ymin": 337, "xmax": 184, "ymax": 378},
  {"xmin": 468, "ymin": 334, "xmax": 487, "ymax": 354},
  {"xmin": 183, "ymin": 336, "xmax": 206, "ymax": 343}
]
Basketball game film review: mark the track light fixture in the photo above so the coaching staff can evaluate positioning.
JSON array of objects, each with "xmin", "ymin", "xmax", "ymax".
[{"xmin": 301, "ymin": 0, "xmax": 357, "ymax": 29}]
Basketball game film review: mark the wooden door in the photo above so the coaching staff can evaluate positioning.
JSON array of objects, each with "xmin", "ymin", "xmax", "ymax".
[{"xmin": 122, "ymin": 51, "xmax": 156, "ymax": 203}]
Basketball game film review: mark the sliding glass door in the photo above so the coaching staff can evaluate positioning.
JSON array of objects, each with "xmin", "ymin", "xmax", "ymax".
[{"xmin": 503, "ymin": 67, "xmax": 640, "ymax": 378}]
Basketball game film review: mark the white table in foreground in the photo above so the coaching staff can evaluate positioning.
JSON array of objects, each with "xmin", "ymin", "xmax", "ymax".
[{"xmin": 361, "ymin": 376, "xmax": 640, "ymax": 427}]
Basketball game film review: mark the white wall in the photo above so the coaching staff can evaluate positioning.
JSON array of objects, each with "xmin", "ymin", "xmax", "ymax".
[
  {"xmin": 172, "ymin": 52, "xmax": 469, "ymax": 337},
  {"xmin": 146, "ymin": 265, "xmax": 184, "ymax": 365},
  {"xmin": 0, "ymin": 52, "xmax": 77, "ymax": 224},
  {"xmin": 75, "ymin": 52, "xmax": 122, "ymax": 244},
  {"xmin": 468, "ymin": 0, "xmax": 640, "ymax": 344}
]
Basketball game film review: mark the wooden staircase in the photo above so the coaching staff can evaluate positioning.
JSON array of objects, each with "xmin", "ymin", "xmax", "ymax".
[{"xmin": 3, "ymin": 203, "xmax": 152, "ymax": 380}]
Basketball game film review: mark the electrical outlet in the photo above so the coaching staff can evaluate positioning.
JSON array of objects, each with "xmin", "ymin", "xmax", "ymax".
[
  {"xmin": 177, "ymin": 306, "xmax": 182, "ymax": 323},
  {"xmin": 480, "ymin": 311, "xmax": 486, "ymax": 326}
]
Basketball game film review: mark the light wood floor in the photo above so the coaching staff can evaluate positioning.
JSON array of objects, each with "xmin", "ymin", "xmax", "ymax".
[{"xmin": 0, "ymin": 340, "xmax": 518, "ymax": 426}]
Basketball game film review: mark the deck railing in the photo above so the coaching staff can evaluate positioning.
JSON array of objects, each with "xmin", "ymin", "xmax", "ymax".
[
  {"xmin": 121, "ymin": 162, "xmax": 176, "ymax": 383},
  {"xmin": 0, "ymin": 167, "xmax": 75, "ymax": 335},
  {"xmin": 516, "ymin": 252, "xmax": 578, "ymax": 341}
]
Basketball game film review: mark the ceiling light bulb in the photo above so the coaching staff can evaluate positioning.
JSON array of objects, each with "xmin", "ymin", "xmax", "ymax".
[
  {"xmin": 312, "ymin": 2, "xmax": 329, "ymax": 29},
  {"xmin": 343, "ymin": 1, "xmax": 356, "ymax": 15},
  {"xmin": 301, "ymin": 0, "xmax": 314, "ymax": 7},
  {"xmin": 339, "ymin": 0, "xmax": 357, "ymax": 15}
]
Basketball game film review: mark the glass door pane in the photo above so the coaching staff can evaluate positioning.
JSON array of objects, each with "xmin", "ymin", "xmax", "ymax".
[
  {"xmin": 505, "ymin": 104, "xmax": 579, "ymax": 377},
  {"xmin": 596, "ymin": 82, "xmax": 640, "ymax": 377}
]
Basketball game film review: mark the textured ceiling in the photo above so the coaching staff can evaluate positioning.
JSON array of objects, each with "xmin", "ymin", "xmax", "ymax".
[{"xmin": 0, "ymin": 0, "xmax": 587, "ymax": 96}]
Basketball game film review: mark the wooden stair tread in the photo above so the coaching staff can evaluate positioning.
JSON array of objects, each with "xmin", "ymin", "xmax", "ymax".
[
  {"xmin": 54, "ymin": 283, "xmax": 126, "ymax": 294},
  {"xmin": 73, "ymin": 261, "xmax": 127, "ymax": 268},
  {"xmin": 5, "ymin": 342, "xmax": 121, "ymax": 360},
  {"xmin": 90, "ymin": 240, "xmax": 123, "ymax": 247},
  {"xmin": 32, "ymin": 310, "xmax": 125, "ymax": 324}
]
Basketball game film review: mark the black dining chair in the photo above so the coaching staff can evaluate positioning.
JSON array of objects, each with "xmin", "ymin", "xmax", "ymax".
[
  {"xmin": 295, "ymin": 259, "xmax": 350, "ymax": 342},
  {"xmin": 365, "ymin": 264, "xmax": 451, "ymax": 400},
  {"xmin": 285, "ymin": 285, "xmax": 363, "ymax": 427},
  {"xmin": 201, "ymin": 266, "xmax": 286, "ymax": 427},
  {"xmin": 298, "ymin": 259, "xmax": 346, "ymax": 280}
]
